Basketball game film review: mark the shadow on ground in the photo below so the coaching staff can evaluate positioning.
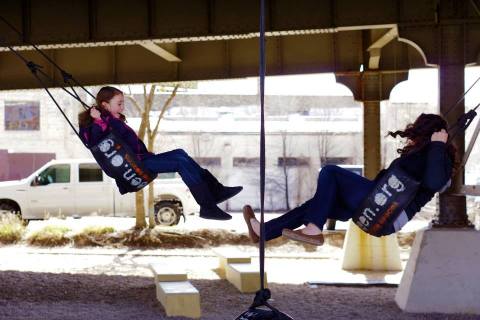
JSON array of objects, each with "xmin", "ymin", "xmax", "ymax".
[{"xmin": 0, "ymin": 271, "xmax": 476, "ymax": 320}]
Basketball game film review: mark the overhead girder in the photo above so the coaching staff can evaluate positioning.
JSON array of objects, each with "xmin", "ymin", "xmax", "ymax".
[
  {"xmin": 0, "ymin": 0, "xmax": 420, "ymax": 48},
  {"xmin": 0, "ymin": 0, "xmax": 478, "ymax": 51},
  {"xmin": 0, "ymin": 29, "xmax": 424, "ymax": 90},
  {"xmin": 0, "ymin": 0, "xmax": 478, "ymax": 91}
]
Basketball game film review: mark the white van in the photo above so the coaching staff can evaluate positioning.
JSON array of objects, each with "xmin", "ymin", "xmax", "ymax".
[{"xmin": 0, "ymin": 159, "xmax": 199, "ymax": 226}]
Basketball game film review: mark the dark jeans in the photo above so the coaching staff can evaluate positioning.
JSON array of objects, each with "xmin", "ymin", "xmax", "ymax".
[
  {"xmin": 142, "ymin": 148, "xmax": 204, "ymax": 187},
  {"xmin": 265, "ymin": 165, "xmax": 378, "ymax": 240}
]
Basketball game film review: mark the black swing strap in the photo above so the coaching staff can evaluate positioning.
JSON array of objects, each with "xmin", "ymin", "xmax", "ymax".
[
  {"xmin": 5, "ymin": 46, "xmax": 87, "ymax": 144},
  {"xmin": 0, "ymin": 15, "xmax": 95, "ymax": 147},
  {"xmin": 1, "ymin": 16, "xmax": 156, "ymax": 194},
  {"xmin": 0, "ymin": 15, "xmax": 96, "ymax": 102}
]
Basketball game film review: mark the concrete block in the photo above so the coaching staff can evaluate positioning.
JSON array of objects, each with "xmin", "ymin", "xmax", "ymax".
[
  {"xmin": 213, "ymin": 248, "xmax": 251, "ymax": 279},
  {"xmin": 341, "ymin": 221, "xmax": 402, "ymax": 271},
  {"xmin": 396, "ymin": 228, "xmax": 480, "ymax": 314},
  {"xmin": 156, "ymin": 281, "xmax": 201, "ymax": 319},
  {"xmin": 149, "ymin": 263, "xmax": 188, "ymax": 282},
  {"xmin": 225, "ymin": 263, "xmax": 267, "ymax": 293}
]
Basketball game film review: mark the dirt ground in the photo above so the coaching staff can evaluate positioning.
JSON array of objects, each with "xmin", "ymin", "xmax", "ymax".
[{"xmin": 0, "ymin": 271, "xmax": 477, "ymax": 320}]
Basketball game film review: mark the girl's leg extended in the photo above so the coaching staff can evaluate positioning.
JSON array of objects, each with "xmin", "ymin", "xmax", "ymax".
[
  {"xmin": 142, "ymin": 149, "xmax": 231, "ymax": 220},
  {"xmin": 303, "ymin": 165, "xmax": 375, "ymax": 230},
  {"xmin": 142, "ymin": 149, "xmax": 204, "ymax": 187},
  {"xmin": 264, "ymin": 200, "xmax": 312, "ymax": 241}
]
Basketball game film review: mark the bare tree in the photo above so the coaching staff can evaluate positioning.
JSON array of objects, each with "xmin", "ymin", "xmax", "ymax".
[
  {"xmin": 125, "ymin": 84, "xmax": 179, "ymax": 229},
  {"xmin": 280, "ymin": 131, "xmax": 291, "ymax": 210}
]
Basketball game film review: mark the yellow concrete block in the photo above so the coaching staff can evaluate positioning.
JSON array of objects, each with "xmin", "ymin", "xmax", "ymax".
[
  {"xmin": 225, "ymin": 263, "xmax": 267, "ymax": 293},
  {"xmin": 156, "ymin": 281, "xmax": 201, "ymax": 319},
  {"xmin": 213, "ymin": 248, "xmax": 251, "ymax": 279},
  {"xmin": 149, "ymin": 264, "xmax": 188, "ymax": 282},
  {"xmin": 341, "ymin": 221, "xmax": 402, "ymax": 271}
]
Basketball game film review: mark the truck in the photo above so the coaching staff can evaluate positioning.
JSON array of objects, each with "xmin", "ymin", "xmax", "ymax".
[{"xmin": 0, "ymin": 159, "xmax": 199, "ymax": 226}]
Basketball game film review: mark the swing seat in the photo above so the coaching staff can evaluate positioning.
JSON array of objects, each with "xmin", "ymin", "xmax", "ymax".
[
  {"xmin": 89, "ymin": 132, "xmax": 155, "ymax": 194},
  {"xmin": 353, "ymin": 165, "xmax": 420, "ymax": 237}
]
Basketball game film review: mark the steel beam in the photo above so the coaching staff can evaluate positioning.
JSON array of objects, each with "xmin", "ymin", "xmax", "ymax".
[
  {"xmin": 0, "ymin": 32, "xmax": 422, "ymax": 90},
  {"xmin": 434, "ymin": 22, "xmax": 472, "ymax": 228}
]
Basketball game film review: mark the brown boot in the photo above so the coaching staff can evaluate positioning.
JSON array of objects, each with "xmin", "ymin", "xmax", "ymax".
[
  {"xmin": 243, "ymin": 205, "xmax": 259, "ymax": 244},
  {"xmin": 282, "ymin": 228, "xmax": 324, "ymax": 246}
]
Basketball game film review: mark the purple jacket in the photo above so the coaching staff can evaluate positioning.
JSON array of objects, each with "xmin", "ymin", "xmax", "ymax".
[{"xmin": 80, "ymin": 113, "xmax": 153, "ymax": 161}]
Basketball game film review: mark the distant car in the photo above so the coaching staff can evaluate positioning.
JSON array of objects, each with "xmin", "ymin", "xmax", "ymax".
[{"xmin": 0, "ymin": 159, "xmax": 199, "ymax": 226}]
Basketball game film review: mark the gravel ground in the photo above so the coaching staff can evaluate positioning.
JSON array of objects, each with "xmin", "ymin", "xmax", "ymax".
[
  {"xmin": 1, "ymin": 215, "xmax": 477, "ymax": 320},
  {"xmin": 0, "ymin": 271, "xmax": 477, "ymax": 320}
]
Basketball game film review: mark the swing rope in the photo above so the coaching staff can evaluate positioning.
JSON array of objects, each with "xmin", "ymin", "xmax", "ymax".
[
  {"xmin": 0, "ymin": 15, "xmax": 96, "ymax": 147},
  {"xmin": 0, "ymin": 15, "xmax": 96, "ymax": 101},
  {"xmin": 0, "ymin": 15, "xmax": 156, "ymax": 194}
]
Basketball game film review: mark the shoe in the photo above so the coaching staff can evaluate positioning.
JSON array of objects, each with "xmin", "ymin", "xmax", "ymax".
[
  {"xmin": 243, "ymin": 205, "xmax": 259, "ymax": 243},
  {"xmin": 282, "ymin": 228, "xmax": 324, "ymax": 246},
  {"xmin": 190, "ymin": 182, "xmax": 232, "ymax": 220},
  {"xmin": 202, "ymin": 169, "xmax": 243, "ymax": 204},
  {"xmin": 215, "ymin": 186, "xmax": 243, "ymax": 204},
  {"xmin": 200, "ymin": 205, "xmax": 232, "ymax": 220}
]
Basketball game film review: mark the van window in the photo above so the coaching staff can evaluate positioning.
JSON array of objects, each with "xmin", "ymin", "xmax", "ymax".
[
  {"xmin": 79, "ymin": 163, "xmax": 103, "ymax": 182},
  {"xmin": 37, "ymin": 164, "xmax": 70, "ymax": 184},
  {"xmin": 157, "ymin": 172, "xmax": 176, "ymax": 179}
]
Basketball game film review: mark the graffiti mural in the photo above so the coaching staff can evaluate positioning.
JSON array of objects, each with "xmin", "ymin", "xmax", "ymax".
[{"xmin": 4, "ymin": 101, "xmax": 40, "ymax": 131}]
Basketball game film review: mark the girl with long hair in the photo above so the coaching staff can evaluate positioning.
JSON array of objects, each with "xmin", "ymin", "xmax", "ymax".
[
  {"xmin": 243, "ymin": 113, "xmax": 456, "ymax": 245},
  {"xmin": 79, "ymin": 86, "xmax": 242, "ymax": 221}
]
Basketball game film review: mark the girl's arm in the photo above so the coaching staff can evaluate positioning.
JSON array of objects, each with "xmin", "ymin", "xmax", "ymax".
[
  {"xmin": 422, "ymin": 141, "xmax": 453, "ymax": 192},
  {"xmin": 88, "ymin": 108, "xmax": 111, "ymax": 145},
  {"xmin": 89, "ymin": 118, "xmax": 109, "ymax": 145}
]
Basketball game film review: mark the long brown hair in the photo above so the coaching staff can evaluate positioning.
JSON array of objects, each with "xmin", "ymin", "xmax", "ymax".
[
  {"xmin": 387, "ymin": 113, "xmax": 458, "ymax": 174},
  {"xmin": 78, "ymin": 86, "xmax": 126, "ymax": 128}
]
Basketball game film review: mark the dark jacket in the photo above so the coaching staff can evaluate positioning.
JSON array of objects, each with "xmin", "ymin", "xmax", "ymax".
[
  {"xmin": 374, "ymin": 141, "xmax": 453, "ymax": 220},
  {"xmin": 79, "ymin": 113, "xmax": 153, "ymax": 161}
]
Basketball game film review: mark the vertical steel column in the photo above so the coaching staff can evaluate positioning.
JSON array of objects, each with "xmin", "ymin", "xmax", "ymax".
[
  {"xmin": 434, "ymin": 24, "xmax": 471, "ymax": 228},
  {"xmin": 363, "ymin": 100, "xmax": 381, "ymax": 179},
  {"xmin": 361, "ymin": 72, "xmax": 382, "ymax": 179}
]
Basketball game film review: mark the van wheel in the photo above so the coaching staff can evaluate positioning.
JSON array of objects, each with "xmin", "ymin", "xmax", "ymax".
[
  {"xmin": 154, "ymin": 201, "xmax": 182, "ymax": 226},
  {"xmin": 0, "ymin": 201, "xmax": 25, "ymax": 224}
]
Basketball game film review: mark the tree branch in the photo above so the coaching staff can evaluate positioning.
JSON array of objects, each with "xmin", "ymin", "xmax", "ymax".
[{"xmin": 152, "ymin": 84, "xmax": 179, "ymax": 139}]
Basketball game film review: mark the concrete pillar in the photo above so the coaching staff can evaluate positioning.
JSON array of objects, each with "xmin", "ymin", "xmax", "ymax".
[
  {"xmin": 336, "ymin": 71, "xmax": 404, "ymax": 271},
  {"xmin": 395, "ymin": 229, "xmax": 480, "ymax": 314}
]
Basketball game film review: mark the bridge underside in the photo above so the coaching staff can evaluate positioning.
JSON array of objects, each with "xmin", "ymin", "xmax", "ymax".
[{"xmin": 1, "ymin": 0, "xmax": 479, "ymax": 90}]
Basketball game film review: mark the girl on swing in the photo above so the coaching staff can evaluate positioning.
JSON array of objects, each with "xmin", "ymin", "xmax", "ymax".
[
  {"xmin": 78, "ymin": 86, "xmax": 242, "ymax": 221},
  {"xmin": 243, "ymin": 113, "xmax": 456, "ymax": 245}
]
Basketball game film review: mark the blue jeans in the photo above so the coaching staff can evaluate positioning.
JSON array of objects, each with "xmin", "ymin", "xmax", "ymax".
[
  {"xmin": 142, "ymin": 149, "xmax": 204, "ymax": 187},
  {"xmin": 265, "ymin": 165, "xmax": 380, "ymax": 240}
]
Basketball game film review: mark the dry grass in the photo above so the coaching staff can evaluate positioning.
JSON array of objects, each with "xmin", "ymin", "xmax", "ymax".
[
  {"xmin": 72, "ymin": 226, "xmax": 116, "ymax": 247},
  {"xmin": 120, "ymin": 228, "xmax": 208, "ymax": 248},
  {"xmin": 190, "ymin": 229, "xmax": 251, "ymax": 246},
  {"xmin": 71, "ymin": 228, "xmax": 254, "ymax": 249},
  {"xmin": 7, "ymin": 218, "xmax": 418, "ymax": 250},
  {"xmin": 0, "ymin": 213, "xmax": 26, "ymax": 244},
  {"xmin": 27, "ymin": 225, "xmax": 71, "ymax": 247}
]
